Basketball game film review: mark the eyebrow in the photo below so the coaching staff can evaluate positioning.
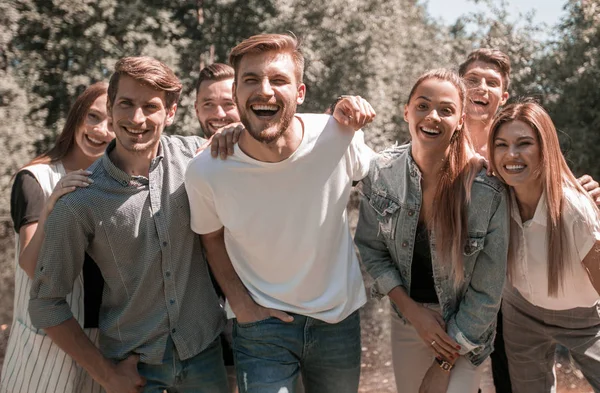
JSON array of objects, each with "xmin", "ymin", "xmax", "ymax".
[
  {"xmin": 465, "ymin": 71, "xmax": 501, "ymax": 82},
  {"xmin": 416, "ymin": 96, "xmax": 456, "ymax": 106},
  {"xmin": 241, "ymin": 72, "xmax": 260, "ymax": 79},
  {"xmin": 495, "ymin": 135, "xmax": 535, "ymax": 141}
]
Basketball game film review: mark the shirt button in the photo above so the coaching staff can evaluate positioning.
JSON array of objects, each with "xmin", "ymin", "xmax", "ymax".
[
  {"xmin": 402, "ymin": 241, "xmax": 409, "ymax": 247},
  {"xmin": 162, "ymin": 241, "xmax": 168, "ymax": 247},
  {"xmin": 170, "ymin": 299, "xmax": 175, "ymax": 305},
  {"xmin": 155, "ymin": 212, "xmax": 160, "ymax": 217},
  {"xmin": 165, "ymin": 271, "xmax": 171, "ymax": 277},
  {"xmin": 407, "ymin": 211, "xmax": 414, "ymax": 216},
  {"xmin": 171, "ymin": 328, "xmax": 176, "ymax": 334}
]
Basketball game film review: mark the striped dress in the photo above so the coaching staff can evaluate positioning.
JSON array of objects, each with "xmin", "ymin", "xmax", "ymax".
[{"xmin": 0, "ymin": 162, "xmax": 102, "ymax": 393}]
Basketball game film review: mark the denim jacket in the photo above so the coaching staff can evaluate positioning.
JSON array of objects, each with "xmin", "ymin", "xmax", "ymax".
[{"xmin": 354, "ymin": 143, "xmax": 509, "ymax": 366}]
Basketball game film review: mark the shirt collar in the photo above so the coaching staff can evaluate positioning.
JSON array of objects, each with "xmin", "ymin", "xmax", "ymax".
[
  {"xmin": 101, "ymin": 139, "xmax": 165, "ymax": 187},
  {"xmin": 510, "ymin": 189, "xmax": 547, "ymax": 228}
]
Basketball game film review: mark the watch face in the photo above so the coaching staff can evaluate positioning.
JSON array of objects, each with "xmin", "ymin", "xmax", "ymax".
[{"xmin": 441, "ymin": 361, "xmax": 452, "ymax": 371}]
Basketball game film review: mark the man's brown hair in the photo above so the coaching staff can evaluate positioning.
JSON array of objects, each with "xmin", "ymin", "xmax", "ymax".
[
  {"xmin": 108, "ymin": 56, "xmax": 183, "ymax": 108},
  {"xmin": 229, "ymin": 33, "xmax": 305, "ymax": 84},
  {"xmin": 196, "ymin": 63, "xmax": 234, "ymax": 95},
  {"xmin": 458, "ymin": 48, "xmax": 511, "ymax": 91}
]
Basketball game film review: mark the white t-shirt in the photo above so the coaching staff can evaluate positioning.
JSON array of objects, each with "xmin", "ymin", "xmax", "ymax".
[
  {"xmin": 510, "ymin": 186, "xmax": 600, "ymax": 310},
  {"xmin": 185, "ymin": 114, "xmax": 373, "ymax": 323}
]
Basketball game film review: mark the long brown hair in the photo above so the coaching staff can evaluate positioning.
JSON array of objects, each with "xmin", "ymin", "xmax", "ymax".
[
  {"xmin": 408, "ymin": 69, "xmax": 478, "ymax": 285},
  {"xmin": 488, "ymin": 101, "xmax": 600, "ymax": 296},
  {"xmin": 23, "ymin": 82, "xmax": 108, "ymax": 168}
]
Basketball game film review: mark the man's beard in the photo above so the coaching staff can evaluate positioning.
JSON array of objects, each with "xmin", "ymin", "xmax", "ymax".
[{"xmin": 239, "ymin": 101, "xmax": 297, "ymax": 145}]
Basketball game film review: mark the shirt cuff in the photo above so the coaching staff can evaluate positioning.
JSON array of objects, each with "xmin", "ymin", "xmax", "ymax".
[
  {"xmin": 446, "ymin": 318, "xmax": 484, "ymax": 356},
  {"xmin": 29, "ymin": 298, "xmax": 75, "ymax": 329},
  {"xmin": 373, "ymin": 269, "xmax": 404, "ymax": 298}
]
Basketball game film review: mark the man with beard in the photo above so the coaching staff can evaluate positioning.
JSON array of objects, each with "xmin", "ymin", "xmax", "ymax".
[
  {"xmin": 185, "ymin": 33, "xmax": 375, "ymax": 393},
  {"xmin": 195, "ymin": 63, "xmax": 240, "ymax": 138},
  {"xmin": 29, "ymin": 56, "xmax": 231, "ymax": 393}
]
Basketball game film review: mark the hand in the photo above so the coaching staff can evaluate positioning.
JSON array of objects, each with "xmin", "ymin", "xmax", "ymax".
[
  {"xmin": 102, "ymin": 355, "xmax": 146, "ymax": 393},
  {"xmin": 578, "ymin": 174, "xmax": 600, "ymax": 207},
  {"xmin": 333, "ymin": 95, "xmax": 376, "ymax": 131},
  {"xmin": 418, "ymin": 361, "xmax": 451, "ymax": 393},
  {"xmin": 235, "ymin": 302, "xmax": 294, "ymax": 325},
  {"xmin": 196, "ymin": 123, "xmax": 244, "ymax": 159},
  {"xmin": 45, "ymin": 170, "xmax": 92, "ymax": 215},
  {"xmin": 404, "ymin": 303, "xmax": 460, "ymax": 362}
]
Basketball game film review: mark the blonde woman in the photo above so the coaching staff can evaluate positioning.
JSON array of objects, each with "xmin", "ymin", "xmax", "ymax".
[
  {"xmin": 355, "ymin": 69, "xmax": 509, "ymax": 393},
  {"xmin": 488, "ymin": 101, "xmax": 600, "ymax": 393}
]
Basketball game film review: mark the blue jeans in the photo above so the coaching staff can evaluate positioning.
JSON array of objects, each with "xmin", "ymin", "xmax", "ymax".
[
  {"xmin": 232, "ymin": 310, "xmax": 361, "ymax": 393},
  {"xmin": 137, "ymin": 336, "xmax": 229, "ymax": 393}
]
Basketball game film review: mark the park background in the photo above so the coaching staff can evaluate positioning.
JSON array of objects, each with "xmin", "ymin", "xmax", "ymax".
[{"xmin": 0, "ymin": 0, "xmax": 598, "ymax": 391}]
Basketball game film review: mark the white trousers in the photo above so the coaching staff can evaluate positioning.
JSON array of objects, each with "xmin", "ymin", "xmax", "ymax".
[{"xmin": 390, "ymin": 309, "xmax": 484, "ymax": 393}]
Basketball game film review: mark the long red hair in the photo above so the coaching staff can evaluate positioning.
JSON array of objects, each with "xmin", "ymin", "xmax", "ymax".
[{"xmin": 489, "ymin": 101, "xmax": 600, "ymax": 296}]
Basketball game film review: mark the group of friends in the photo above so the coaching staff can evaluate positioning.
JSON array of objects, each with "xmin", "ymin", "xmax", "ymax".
[{"xmin": 1, "ymin": 32, "xmax": 600, "ymax": 393}]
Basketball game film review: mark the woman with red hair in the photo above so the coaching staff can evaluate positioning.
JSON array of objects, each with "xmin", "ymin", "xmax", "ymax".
[{"xmin": 489, "ymin": 101, "xmax": 600, "ymax": 393}]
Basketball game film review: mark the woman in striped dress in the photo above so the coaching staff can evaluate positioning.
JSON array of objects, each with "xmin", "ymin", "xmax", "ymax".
[{"xmin": 1, "ymin": 82, "xmax": 113, "ymax": 393}]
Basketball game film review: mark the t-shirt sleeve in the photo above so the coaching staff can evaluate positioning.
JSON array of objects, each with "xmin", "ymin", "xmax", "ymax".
[
  {"xmin": 184, "ymin": 157, "xmax": 223, "ymax": 235},
  {"xmin": 10, "ymin": 170, "xmax": 45, "ymax": 233},
  {"xmin": 567, "ymin": 193, "xmax": 600, "ymax": 261},
  {"xmin": 348, "ymin": 131, "xmax": 375, "ymax": 182}
]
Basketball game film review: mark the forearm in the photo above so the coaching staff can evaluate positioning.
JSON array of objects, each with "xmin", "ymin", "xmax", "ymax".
[
  {"xmin": 583, "ymin": 240, "xmax": 600, "ymax": 295},
  {"xmin": 45, "ymin": 318, "xmax": 114, "ymax": 386},
  {"xmin": 388, "ymin": 285, "xmax": 420, "ymax": 322},
  {"xmin": 201, "ymin": 230, "xmax": 257, "ymax": 314}
]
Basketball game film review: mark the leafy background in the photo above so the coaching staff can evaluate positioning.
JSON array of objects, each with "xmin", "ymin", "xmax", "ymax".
[{"xmin": 1, "ymin": 0, "xmax": 598, "ymax": 391}]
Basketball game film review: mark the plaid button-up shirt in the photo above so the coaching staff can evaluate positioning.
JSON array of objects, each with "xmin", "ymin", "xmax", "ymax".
[{"xmin": 29, "ymin": 135, "xmax": 225, "ymax": 364}]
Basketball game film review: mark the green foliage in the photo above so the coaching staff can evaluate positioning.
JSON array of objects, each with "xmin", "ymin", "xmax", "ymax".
[{"xmin": 530, "ymin": 0, "xmax": 600, "ymax": 179}]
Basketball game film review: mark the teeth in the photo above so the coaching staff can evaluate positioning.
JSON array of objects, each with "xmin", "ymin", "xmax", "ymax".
[
  {"xmin": 125, "ymin": 127, "xmax": 145, "ymax": 134},
  {"xmin": 472, "ymin": 99, "xmax": 488, "ymax": 105},
  {"xmin": 87, "ymin": 135, "xmax": 104, "ymax": 145},
  {"xmin": 209, "ymin": 121, "xmax": 229, "ymax": 128},
  {"xmin": 251, "ymin": 104, "xmax": 278, "ymax": 111},
  {"xmin": 421, "ymin": 127, "xmax": 440, "ymax": 135},
  {"xmin": 505, "ymin": 164, "xmax": 525, "ymax": 170}
]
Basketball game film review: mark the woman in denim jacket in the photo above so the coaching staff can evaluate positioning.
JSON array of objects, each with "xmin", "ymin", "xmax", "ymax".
[
  {"xmin": 355, "ymin": 69, "xmax": 509, "ymax": 393},
  {"xmin": 488, "ymin": 102, "xmax": 600, "ymax": 393}
]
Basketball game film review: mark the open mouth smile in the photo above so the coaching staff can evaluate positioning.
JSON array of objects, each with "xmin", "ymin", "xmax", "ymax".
[
  {"xmin": 420, "ymin": 126, "xmax": 441, "ymax": 136},
  {"xmin": 85, "ymin": 134, "xmax": 107, "ymax": 146},
  {"xmin": 503, "ymin": 164, "xmax": 526, "ymax": 173},
  {"xmin": 208, "ymin": 120, "xmax": 233, "ymax": 130},
  {"xmin": 250, "ymin": 104, "xmax": 280, "ymax": 118}
]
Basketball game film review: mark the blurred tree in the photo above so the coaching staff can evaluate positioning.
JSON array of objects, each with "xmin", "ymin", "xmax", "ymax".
[
  {"xmin": 530, "ymin": 0, "xmax": 600, "ymax": 179},
  {"xmin": 263, "ymin": 0, "xmax": 455, "ymax": 151}
]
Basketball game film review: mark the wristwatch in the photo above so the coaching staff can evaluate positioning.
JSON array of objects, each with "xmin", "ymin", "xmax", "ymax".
[{"xmin": 435, "ymin": 357, "xmax": 454, "ymax": 372}]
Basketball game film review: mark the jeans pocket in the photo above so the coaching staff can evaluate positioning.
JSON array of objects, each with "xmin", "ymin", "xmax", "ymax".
[{"xmin": 235, "ymin": 317, "xmax": 276, "ymax": 329}]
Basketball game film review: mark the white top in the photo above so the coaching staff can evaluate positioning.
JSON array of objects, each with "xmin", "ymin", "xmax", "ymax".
[
  {"xmin": 510, "ymin": 186, "xmax": 600, "ymax": 310},
  {"xmin": 185, "ymin": 114, "xmax": 373, "ymax": 323},
  {"xmin": 1, "ymin": 162, "xmax": 100, "ymax": 393}
]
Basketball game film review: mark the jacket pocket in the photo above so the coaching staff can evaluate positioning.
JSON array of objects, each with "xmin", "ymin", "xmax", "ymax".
[
  {"xmin": 463, "ymin": 235, "xmax": 485, "ymax": 256},
  {"xmin": 369, "ymin": 192, "xmax": 401, "ymax": 239}
]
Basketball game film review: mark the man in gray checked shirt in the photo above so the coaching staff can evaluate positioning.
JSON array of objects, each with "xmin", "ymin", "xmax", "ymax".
[{"xmin": 28, "ymin": 56, "xmax": 230, "ymax": 393}]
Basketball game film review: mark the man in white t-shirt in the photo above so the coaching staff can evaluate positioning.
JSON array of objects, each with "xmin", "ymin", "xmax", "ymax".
[{"xmin": 184, "ymin": 33, "xmax": 375, "ymax": 393}]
